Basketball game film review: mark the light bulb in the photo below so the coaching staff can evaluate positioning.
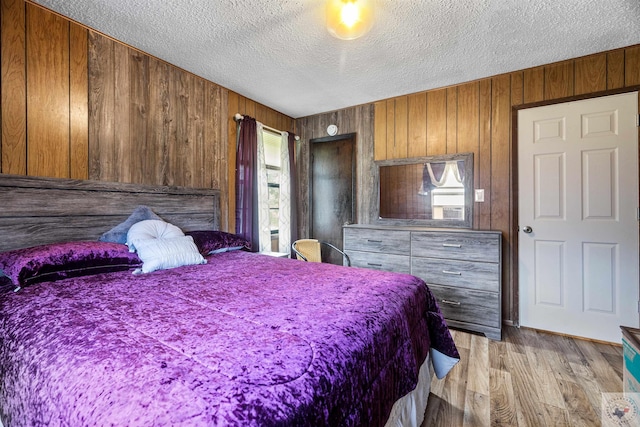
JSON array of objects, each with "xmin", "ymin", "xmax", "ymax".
[
  {"xmin": 326, "ymin": 0, "xmax": 374, "ymax": 40},
  {"xmin": 340, "ymin": 3, "xmax": 359, "ymax": 28}
]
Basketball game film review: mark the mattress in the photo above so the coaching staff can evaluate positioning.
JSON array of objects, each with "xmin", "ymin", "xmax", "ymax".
[{"xmin": 0, "ymin": 250, "xmax": 458, "ymax": 426}]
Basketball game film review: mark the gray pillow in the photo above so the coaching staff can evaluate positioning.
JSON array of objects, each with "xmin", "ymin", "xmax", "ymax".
[{"xmin": 99, "ymin": 206, "xmax": 162, "ymax": 244}]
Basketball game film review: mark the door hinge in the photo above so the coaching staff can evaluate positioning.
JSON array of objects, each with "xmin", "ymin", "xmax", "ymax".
[{"xmin": 637, "ymin": 114, "xmax": 640, "ymax": 127}]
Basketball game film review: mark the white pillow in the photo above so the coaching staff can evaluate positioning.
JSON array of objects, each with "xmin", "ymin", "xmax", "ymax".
[
  {"xmin": 126, "ymin": 220, "xmax": 185, "ymax": 252},
  {"xmin": 132, "ymin": 235, "xmax": 206, "ymax": 274},
  {"xmin": 126, "ymin": 220, "xmax": 206, "ymax": 274}
]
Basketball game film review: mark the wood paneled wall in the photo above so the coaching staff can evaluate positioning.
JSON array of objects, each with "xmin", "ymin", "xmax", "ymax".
[
  {"xmin": 298, "ymin": 45, "xmax": 640, "ymax": 325},
  {"xmin": 1, "ymin": 0, "xmax": 88, "ymax": 178},
  {"xmin": 0, "ymin": 0, "xmax": 294, "ymax": 232}
]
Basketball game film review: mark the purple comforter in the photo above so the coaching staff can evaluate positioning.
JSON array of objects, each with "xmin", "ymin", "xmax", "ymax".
[{"xmin": 0, "ymin": 251, "xmax": 458, "ymax": 426}]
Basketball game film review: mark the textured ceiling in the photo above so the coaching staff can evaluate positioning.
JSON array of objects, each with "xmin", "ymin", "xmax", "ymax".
[{"xmin": 32, "ymin": 0, "xmax": 640, "ymax": 118}]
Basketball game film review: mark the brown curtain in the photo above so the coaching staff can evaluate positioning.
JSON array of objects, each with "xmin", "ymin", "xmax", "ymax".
[{"xmin": 235, "ymin": 116, "xmax": 259, "ymax": 252}]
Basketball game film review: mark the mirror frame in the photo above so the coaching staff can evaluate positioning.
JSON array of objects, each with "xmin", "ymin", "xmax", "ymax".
[{"xmin": 374, "ymin": 152, "xmax": 474, "ymax": 228}]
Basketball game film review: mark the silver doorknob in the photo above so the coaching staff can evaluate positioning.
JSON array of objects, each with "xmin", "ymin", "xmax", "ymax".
[{"xmin": 522, "ymin": 226, "xmax": 533, "ymax": 233}]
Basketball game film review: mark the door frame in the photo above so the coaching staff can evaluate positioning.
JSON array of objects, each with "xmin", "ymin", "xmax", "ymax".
[
  {"xmin": 510, "ymin": 87, "xmax": 640, "ymax": 327},
  {"xmin": 308, "ymin": 133, "xmax": 357, "ymax": 239}
]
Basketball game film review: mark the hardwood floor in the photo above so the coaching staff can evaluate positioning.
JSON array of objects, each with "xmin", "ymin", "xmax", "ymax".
[{"xmin": 423, "ymin": 326, "xmax": 624, "ymax": 426}]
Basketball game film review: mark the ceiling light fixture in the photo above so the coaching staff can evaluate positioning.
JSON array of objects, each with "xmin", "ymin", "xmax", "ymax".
[{"xmin": 326, "ymin": 0, "xmax": 374, "ymax": 40}]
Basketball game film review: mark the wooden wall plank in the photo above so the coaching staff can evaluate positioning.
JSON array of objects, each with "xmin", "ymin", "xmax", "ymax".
[
  {"xmin": 194, "ymin": 78, "xmax": 206, "ymax": 188},
  {"xmin": 446, "ymin": 87, "xmax": 458, "ymax": 153},
  {"xmin": 204, "ymin": 84, "xmax": 217, "ymax": 190},
  {"xmin": 112, "ymin": 41, "xmax": 131, "ymax": 183},
  {"xmin": 523, "ymin": 66, "xmax": 544, "ymax": 104},
  {"xmin": 478, "ymin": 79, "xmax": 492, "ymax": 230},
  {"xmin": 457, "ymin": 82, "xmax": 480, "ymax": 226},
  {"xmin": 607, "ymin": 50, "xmax": 625, "ymax": 89},
  {"xmin": 392, "ymin": 96, "xmax": 408, "ymax": 159},
  {"xmin": 544, "ymin": 61, "xmax": 574, "ymax": 100},
  {"xmin": 148, "ymin": 58, "xmax": 170, "ymax": 186},
  {"xmin": 490, "ymin": 74, "xmax": 512, "ymax": 324},
  {"xmin": 215, "ymin": 86, "xmax": 228, "ymax": 230},
  {"xmin": 88, "ymin": 31, "xmax": 111, "ymax": 181},
  {"xmin": 625, "ymin": 45, "xmax": 640, "ymax": 86},
  {"xmin": 426, "ymin": 89, "xmax": 447, "ymax": 155},
  {"xmin": 255, "ymin": 103, "xmax": 267, "ymax": 124},
  {"xmin": 129, "ymin": 50, "xmax": 149, "ymax": 184},
  {"xmin": 386, "ymin": 99, "xmax": 396, "ymax": 158},
  {"xmin": 227, "ymin": 91, "xmax": 239, "ymax": 232},
  {"xmin": 1, "ymin": 0, "xmax": 27, "ymax": 175},
  {"xmin": 26, "ymin": 3, "xmax": 69, "ymax": 177},
  {"xmin": 245, "ymin": 99, "xmax": 256, "ymax": 118},
  {"xmin": 574, "ymin": 54, "xmax": 606, "ymax": 95},
  {"xmin": 510, "ymin": 72, "xmax": 524, "ymax": 106},
  {"xmin": 408, "ymin": 92, "xmax": 427, "ymax": 157},
  {"xmin": 374, "ymin": 101, "xmax": 387, "ymax": 160},
  {"xmin": 172, "ymin": 70, "xmax": 189, "ymax": 187},
  {"xmin": 69, "ymin": 22, "xmax": 88, "ymax": 180}
]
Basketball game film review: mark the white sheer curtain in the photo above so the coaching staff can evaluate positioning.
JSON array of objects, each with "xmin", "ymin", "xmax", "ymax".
[
  {"xmin": 426, "ymin": 161, "xmax": 463, "ymax": 188},
  {"xmin": 255, "ymin": 123, "xmax": 271, "ymax": 252},
  {"xmin": 278, "ymin": 131, "xmax": 291, "ymax": 253},
  {"xmin": 255, "ymin": 122, "xmax": 291, "ymax": 253}
]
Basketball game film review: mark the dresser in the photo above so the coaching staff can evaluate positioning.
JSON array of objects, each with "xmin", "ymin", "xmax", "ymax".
[{"xmin": 343, "ymin": 224, "xmax": 502, "ymax": 340}]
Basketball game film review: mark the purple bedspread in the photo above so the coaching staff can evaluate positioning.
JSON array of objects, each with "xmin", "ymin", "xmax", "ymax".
[{"xmin": 0, "ymin": 251, "xmax": 458, "ymax": 426}]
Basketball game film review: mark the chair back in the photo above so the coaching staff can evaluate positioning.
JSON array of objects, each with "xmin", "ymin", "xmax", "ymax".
[{"xmin": 292, "ymin": 239, "xmax": 323, "ymax": 262}]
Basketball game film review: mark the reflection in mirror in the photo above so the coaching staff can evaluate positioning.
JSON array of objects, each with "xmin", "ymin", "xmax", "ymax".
[{"xmin": 377, "ymin": 153, "xmax": 473, "ymax": 228}]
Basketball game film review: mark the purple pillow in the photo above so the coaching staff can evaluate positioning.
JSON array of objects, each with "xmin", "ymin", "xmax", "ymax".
[
  {"xmin": 0, "ymin": 241, "xmax": 142, "ymax": 289},
  {"xmin": 185, "ymin": 231, "xmax": 250, "ymax": 255}
]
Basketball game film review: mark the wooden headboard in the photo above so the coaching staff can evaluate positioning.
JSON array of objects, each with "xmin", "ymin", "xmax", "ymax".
[{"xmin": 0, "ymin": 174, "xmax": 221, "ymax": 252}]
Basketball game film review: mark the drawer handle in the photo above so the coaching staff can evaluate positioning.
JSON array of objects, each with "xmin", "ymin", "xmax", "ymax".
[
  {"xmin": 441, "ymin": 299, "xmax": 461, "ymax": 306},
  {"xmin": 442, "ymin": 243, "xmax": 462, "ymax": 248},
  {"xmin": 442, "ymin": 270, "xmax": 462, "ymax": 275},
  {"xmin": 367, "ymin": 239, "xmax": 382, "ymax": 243},
  {"xmin": 367, "ymin": 263, "xmax": 383, "ymax": 267}
]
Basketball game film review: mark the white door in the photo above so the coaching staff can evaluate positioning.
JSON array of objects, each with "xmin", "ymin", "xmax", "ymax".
[{"xmin": 518, "ymin": 91, "xmax": 639, "ymax": 343}]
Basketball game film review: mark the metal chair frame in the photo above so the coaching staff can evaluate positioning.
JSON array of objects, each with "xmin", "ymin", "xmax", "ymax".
[{"xmin": 292, "ymin": 239, "xmax": 351, "ymax": 266}]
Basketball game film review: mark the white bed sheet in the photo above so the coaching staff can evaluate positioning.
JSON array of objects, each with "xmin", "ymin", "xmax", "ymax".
[{"xmin": 384, "ymin": 354, "xmax": 432, "ymax": 427}]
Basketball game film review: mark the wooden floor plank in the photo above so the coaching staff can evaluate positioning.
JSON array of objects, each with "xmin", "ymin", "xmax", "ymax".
[
  {"xmin": 573, "ymin": 338, "xmax": 623, "ymax": 392},
  {"xmin": 508, "ymin": 350, "xmax": 548, "ymax": 425},
  {"xmin": 519, "ymin": 330, "xmax": 566, "ymax": 409},
  {"xmin": 489, "ymin": 368, "xmax": 518, "ymax": 426},
  {"xmin": 462, "ymin": 390, "xmax": 490, "ymax": 427},
  {"xmin": 467, "ymin": 333, "xmax": 490, "ymax": 395},
  {"xmin": 488, "ymin": 338, "xmax": 510, "ymax": 372},
  {"xmin": 558, "ymin": 378, "xmax": 601, "ymax": 426},
  {"xmin": 603, "ymin": 352, "xmax": 623, "ymax": 380}
]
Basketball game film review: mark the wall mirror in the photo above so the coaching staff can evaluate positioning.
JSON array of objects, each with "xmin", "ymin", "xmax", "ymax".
[{"xmin": 376, "ymin": 153, "xmax": 474, "ymax": 228}]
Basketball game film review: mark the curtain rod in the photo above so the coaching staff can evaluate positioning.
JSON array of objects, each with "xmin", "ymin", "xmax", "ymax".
[{"xmin": 234, "ymin": 113, "xmax": 299, "ymax": 140}]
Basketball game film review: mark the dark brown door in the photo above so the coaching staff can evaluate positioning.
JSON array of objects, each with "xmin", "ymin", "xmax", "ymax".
[{"xmin": 310, "ymin": 134, "xmax": 355, "ymax": 265}]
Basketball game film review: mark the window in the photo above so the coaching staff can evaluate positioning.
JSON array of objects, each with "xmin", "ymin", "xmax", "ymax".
[{"xmin": 262, "ymin": 129, "xmax": 283, "ymax": 250}]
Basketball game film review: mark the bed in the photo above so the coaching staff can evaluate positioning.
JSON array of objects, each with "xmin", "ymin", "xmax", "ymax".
[{"xmin": 0, "ymin": 174, "xmax": 459, "ymax": 426}]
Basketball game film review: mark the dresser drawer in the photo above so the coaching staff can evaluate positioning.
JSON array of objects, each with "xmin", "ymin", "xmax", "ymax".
[
  {"xmin": 411, "ymin": 231, "xmax": 500, "ymax": 262},
  {"xmin": 412, "ymin": 258, "xmax": 500, "ymax": 292},
  {"xmin": 427, "ymin": 284, "xmax": 500, "ymax": 328},
  {"xmin": 344, "ymin": 228, "xmax": 410, "ymax": 256},
  {"xmin": 347, "ymin": 250, "xmax": 411, "ymax": 273}
]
